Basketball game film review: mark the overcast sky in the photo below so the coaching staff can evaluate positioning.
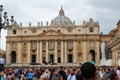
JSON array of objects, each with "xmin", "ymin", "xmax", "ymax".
[{"xmin": 0, "ymin": 0, "xmax": 120, "ymax": 50}]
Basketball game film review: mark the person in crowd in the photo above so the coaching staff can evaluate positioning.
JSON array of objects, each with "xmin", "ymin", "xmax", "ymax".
[
  {"xmin": 45, "ymin": 69, "xmax": 51, "ymax": 80},
  {"xmin": 99, "ymin": 67, "xmax": 104, "ymax": 80},
  {"xmin": 0, "ymin": 56, "xmax": 5, "ymax": 71},
  {"xmin": 59, "ymin": 66, "xmax": 67, "ymax": 80},
  {"xmin": 81, "ymin": 62, "xmax": 97, "ymax": 80},
  {"xmin": 110, "ymin": 71, "xmax": 119, "ymax": 80},
  {"xmin": 67, "ymin": 67, "xmax": 76, "ymax": 80},
  {"xmin": 26, "ymin": 69, "xmax": 34, "ymax": 80},
  {"xmin": 76, "ymin": 67, "xmax": 83, "ymax": 80},
  {"xmin": 0, "ymin": 68, "xmax": 4, "ymax": 80},
  {"xmin": 52, "ymin": 68, "xmax": 62, "ymax": 80},
  {"xmin": 40, "ymin": 70, "xmax": 46, "ymax": 80},
  {"xmin": 103, "ymin": 67, "xmax": 111, "ymax": 80},
  {"xmin": 116, "ymin": 66, "xmax": 120, "ymax": 79}
]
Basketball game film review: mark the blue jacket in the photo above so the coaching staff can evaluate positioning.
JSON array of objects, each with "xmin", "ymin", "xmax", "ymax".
[{"xmin": 27, "ymin": 72, "xmax": 34, "ymax": 79}]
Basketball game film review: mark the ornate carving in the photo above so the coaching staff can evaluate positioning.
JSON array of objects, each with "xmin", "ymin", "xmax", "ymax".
[
  {"xmin": 77, "ymin": 52, "xmax": 83, "ymax": 62},
  {"xmin": 66, "ymin": 26, "xmax": 74, "ymax": 32},
  {"xmin": 78, "ymin": 42, "xmax": 82, "ymax": 50},
  {"xmin": 78, "ymin": 52, "xmax": 82, "ymax": 56},
  {"xmin": 23, "ymin": 43, "xmax": 27, "ymax": 58},
  {"xmin": 22, "ymin": 53, "xmax": 27, "ymax": 57},
  {"xmin": 29, "ymin": 27, "xmax": 38, "ymax": 33}
]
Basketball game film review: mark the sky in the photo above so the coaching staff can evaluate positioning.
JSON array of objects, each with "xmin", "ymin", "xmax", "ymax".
[{"xmin": 0, "ymin": 0, "xmax": 120, "ymax": 50}]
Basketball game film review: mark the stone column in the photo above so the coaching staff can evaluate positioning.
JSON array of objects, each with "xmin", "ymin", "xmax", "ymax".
[
  {"xmin": 55, "ymin": 41, "xmax": 57, "ymax": 63},
  {"xmin": 6, "ymin": 42, "xmax": 11, "ymax": 64},
  {"xmin": 17, "ymin": 42, "xmax": 21, "ymax": 63},
  {"xmin": 118, "ymin": 49, "xmax": 120, "ymax": 65},
  {"xmin": 73, "ymin": 40, "xmax": 76, "ymax": 63},
  {"xmin": 65, "ymin": 40, "xmax": 67, "ymax": 63},
  {"xmin": 61, "ymin": 41, "xmax": 63, "ymax": 63},
  {"xmin": 112, "ymin": 49, "xmax": 115, "ymax": 65},
  {"xmin": 40, "ymin": 41, "xmax": 42, "ymax": 64},
  {"xmin": 46, "ymin": 41, "xmax": 48, "ymax": 62},
  {"xmin": 36, "ymin": 41, "xmax": 40, "ymax": 63},
  {"xmin": 27, "ymin": 42, "xmax": 31, "ymax": 63},
  {"xmin": 115, "ymin": 49, "xmax": 118, "ymax": 65},
  {"xmin": 83, "ymin": 40, "xmax": 87, "ymax": 62},
  {"xmin": 95, "ymin": 41, "xmax": 100, "ymax": 65},
  {"xmin": 114, "ymin": 49, "xmax": 116, "ymax": 65}
]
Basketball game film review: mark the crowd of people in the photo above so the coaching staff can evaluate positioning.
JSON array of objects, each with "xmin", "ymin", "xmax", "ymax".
[{"xmin": 0, "ymin": 62, "xmax": 120, "ymax": 80}]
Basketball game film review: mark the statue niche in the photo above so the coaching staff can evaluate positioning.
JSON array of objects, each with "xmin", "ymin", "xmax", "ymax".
[
  {"xmin": 22, "ymin": 43, "xmax": 27, "ymax": 62},
  {"xmin": 77, "ymin": 52, "xmax": 83, "ymax": 62}
]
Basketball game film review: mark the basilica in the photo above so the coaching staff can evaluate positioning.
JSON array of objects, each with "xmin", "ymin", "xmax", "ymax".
[{"xmin": 6, "ymin": 7, "xmax": 118, "ymax": 66}]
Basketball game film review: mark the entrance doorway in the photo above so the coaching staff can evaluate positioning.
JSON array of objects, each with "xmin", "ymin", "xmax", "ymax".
[
  {"xmin": 11, "ymin": 51, "xmax": 16, "ymax": 64},
  {"xmin": 42, "ymin": 57, "xmax": 46, "ymax": 64},
  {"xmin": 89, "ymin": 50, "xmax": 95, "ymax": 62},
  {"xmin": 58, "ymin": 57, "xmax": 61, "ymax": 63},
  {"xmin": 68, "ymin": 54, "xmax": 73, "ymax": 63},
  {"xmin": 31, "ymin": 54, "xmax": 36, "ymax": 63},
  {"xmin": 50, "ymin": 54, "xmax": 54, "ymax": 64}
]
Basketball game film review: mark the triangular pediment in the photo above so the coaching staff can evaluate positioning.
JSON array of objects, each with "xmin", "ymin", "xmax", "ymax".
[{"xmin": 40, "ymin": 29, "xmax": 64, "ymax": 36}]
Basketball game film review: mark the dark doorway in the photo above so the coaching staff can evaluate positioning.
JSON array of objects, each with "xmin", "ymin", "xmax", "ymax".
[
  {"xmin": 11, "ymin": 51, "xmax": 16, "ymax": 64},
  {"xmin": 68, "ymin": 54, "xmax": 73, "ymax": 63},
  {"xmin": 89, "ymin": 50, "xmax": 95, "ymax": 62},
  {"xmin": 50, "ymin": 54, "xmax": 54, "ymax": 64},
  {"xmin": 32, "ymin": 55, "xmax": 36, "ymax": 63},
  {"xmin": 58, "ymin": 57, "xmax": 61, "ymax": 63},
  {"xmin": 42, "ymin": 57, "xmax": 46, "ymax": 64}
]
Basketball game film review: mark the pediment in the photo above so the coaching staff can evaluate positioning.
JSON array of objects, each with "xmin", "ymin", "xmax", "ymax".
[{"xmin": 40, "ymin": 29, "xmax": 64, "ymax": 36}]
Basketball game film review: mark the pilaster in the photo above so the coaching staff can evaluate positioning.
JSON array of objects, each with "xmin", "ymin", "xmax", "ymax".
[
  {"xmin": 55, "ymin": 41, "xmax": 57, "ymax": 63},
  {"xmin": 65, "ymin": 40, "xmax": 67, "ymax": 63},
  {"xmin": 61, "ymin": 41, "xmax": 63, "ymax": 63},
  {"xmin": 27, "ymin": 42, "xmax": 30, "ymax": 63},
  {"xmin": 40, "ymin": 41, "xmax": 42, "ymax": 64},
  {"xmin": 46, "ymin": 41, "xmax": 48, "ymax": 62},
  {"xmin": 36, "ymin": 41, "xmax": 39, "ymax": 63}
]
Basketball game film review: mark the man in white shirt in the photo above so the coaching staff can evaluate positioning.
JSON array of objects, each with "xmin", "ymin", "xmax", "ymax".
[
  {"xmin": 0, "ymin": 56, "xmax": 5, "ymax": 71},
  {"xmin": 67, "ymin": 68, "xmax": 76, "ymax": 80}
]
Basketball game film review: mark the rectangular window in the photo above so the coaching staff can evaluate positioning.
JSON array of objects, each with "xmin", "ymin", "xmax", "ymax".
[
  {"xmin": 78, "ymin": 29, "xmax": 81, "ymax": 33},
  {"xmin": 90, "ymin": 40, "xmax": 94, "ymax": 48},
  {"xmin": 13, "ymin": 30, "xmax": 16, "ymax": 34},
  {"xmin": 12, "ymin": 43, "xmax": 16, "ymax": 49},
  {"xmin": 49, "ymin": 40, "xmax": 54, "ymax": 49},
  {"xmin": 31, "ymin": 41, "xmax": 37, "ymax": 49},
  {"xmin": 89, "ymin": 27, "xmax": 94, "ymax": 32},
  {"xmin": 42, "ymin": 41, "xmax": 46, "ymax": 49},
  {"xmin": 67, "ymin": 40, "xmax": 73, "ymax": 49},
  {"xmin": 57, "ymin": 41, "xmax": 61, "ymax": 49}
]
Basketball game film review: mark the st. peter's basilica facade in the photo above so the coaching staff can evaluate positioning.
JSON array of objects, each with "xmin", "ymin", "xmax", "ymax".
[{"xmin": 6, "ymin": 7, "xmax": 117, "ymax": 65}]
